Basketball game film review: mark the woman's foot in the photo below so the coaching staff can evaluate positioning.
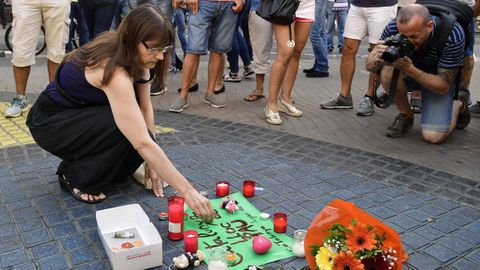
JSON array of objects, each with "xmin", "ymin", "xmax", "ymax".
[
  {"xmin": 244, "ymin": 89, "xmax": 265, "ymax": 102},
  {"xmin": 278, "ymin": 97, "xmax": 303, "ymax": 117},
  {"xmin": 58, "ymin": 175, "xmax": 106, "ymax": 203},
  {"xmin": 265, "ymin": 104, "xmax": 282, "ymax": 125}
]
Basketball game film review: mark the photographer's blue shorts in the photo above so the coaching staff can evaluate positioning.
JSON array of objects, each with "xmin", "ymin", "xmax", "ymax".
[
  {"xmin": 405, "ymin": 77, "xmax": 455, "ymax": 132},
  {"xmin": 186, "ymin": 1, "xmax": 237, "ymax": 54}
]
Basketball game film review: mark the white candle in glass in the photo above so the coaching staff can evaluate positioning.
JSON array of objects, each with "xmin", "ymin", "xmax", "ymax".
[{"xmin": 208, "ymin": 261, "xmax": 228, "ymax": 270}]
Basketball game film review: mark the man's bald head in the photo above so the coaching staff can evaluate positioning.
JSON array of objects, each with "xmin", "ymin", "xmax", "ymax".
[{"xmin": 397, "ymin": 4, "xmax": 432, "ymax": 26}]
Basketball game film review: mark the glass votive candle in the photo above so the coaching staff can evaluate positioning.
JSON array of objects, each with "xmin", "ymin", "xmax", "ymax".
[
  {"xmin": 243, "ymin": 180, "xmax": 255, "ymax": 197},
  {"xmin": 273, "ymin": 212, "xmax": 287, "ymax": 233},
  {"xmin": 168, "ymin": 195, "xmax": 185, "ymax": 240},
  {"xmin": 208, "ymin": 247, "xmax": 228, "ymax": 270},
  {"xmin": 215, "ymin": 181, "xmax": 230, "ymax": 197},
  {"xmin": 184, "ymin": 230, "xmax": 198, "ymax": 253}
]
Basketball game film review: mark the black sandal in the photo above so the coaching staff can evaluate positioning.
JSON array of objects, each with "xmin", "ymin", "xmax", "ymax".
[{"xmin": 58, "ymin": 175, "xmax": 106, "ymax": 204}]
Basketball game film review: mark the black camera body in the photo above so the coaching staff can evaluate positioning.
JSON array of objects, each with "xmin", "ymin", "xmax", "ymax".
[{"xmin": 380, "ymin": 34, "xmax": 415, "ymax": 63}]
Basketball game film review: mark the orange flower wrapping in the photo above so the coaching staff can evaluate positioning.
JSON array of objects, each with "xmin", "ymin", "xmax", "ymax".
[{"xmin": 304, "ymin": 199, "xmax": 408, "ymax": 270}]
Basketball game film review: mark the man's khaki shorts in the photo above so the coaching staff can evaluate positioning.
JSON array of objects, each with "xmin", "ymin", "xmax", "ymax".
[
  {"xmin": 343, "ymin": 4, "xmax": 397, "ymax": 44},
  {"xmin": 11, "ymin": 0, "xmax": 70, "ymax": 67}
]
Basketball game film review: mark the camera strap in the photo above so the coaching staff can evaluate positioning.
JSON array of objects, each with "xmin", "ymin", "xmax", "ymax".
[{"xmin": 373, "ymin": 66, "xmax": 400, "ymax": 109}]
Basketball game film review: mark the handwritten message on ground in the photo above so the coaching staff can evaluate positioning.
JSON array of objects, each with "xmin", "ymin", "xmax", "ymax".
[{"xmin": 184, "ymin": 192, "xmax": 295, "ymax": 269}]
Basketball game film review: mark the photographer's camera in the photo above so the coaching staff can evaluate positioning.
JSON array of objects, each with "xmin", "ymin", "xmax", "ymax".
[{"xmin": 380, "ymin": 34, "xmax": 415, "ymax": 63}]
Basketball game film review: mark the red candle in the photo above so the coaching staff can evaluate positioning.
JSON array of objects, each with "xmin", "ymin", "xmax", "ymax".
[
  {"xmin": 216, "ymin": 181, "xmax": 230, "ymax": 197},
  {"xmin": 243, "ymin": 180, "xmax": 255, "ymax": 197},
  {"xmin": 168, "ymin": 195, "xmax": 185, "ymax": 240},
  {"xmin": 184, "ymin": 230, "xmax": 198, "ymax": 253},
  {"xmin": 273, "ymin": 212, "xmax": 287, "ymax": 233}
]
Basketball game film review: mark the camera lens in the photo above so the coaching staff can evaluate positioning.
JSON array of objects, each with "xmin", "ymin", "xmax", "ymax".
[{"xmin": 381, "ymin": 47, "xmax": 400, "ymax": 63}]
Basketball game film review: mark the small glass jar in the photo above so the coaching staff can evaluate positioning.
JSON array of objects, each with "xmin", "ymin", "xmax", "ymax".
[{"xmin": 291, "ymin": 229, "xmax": 307, "ymax": 257}]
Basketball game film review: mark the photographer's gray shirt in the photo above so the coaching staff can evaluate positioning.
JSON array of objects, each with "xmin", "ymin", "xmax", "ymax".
[
  {"xmin": 351, "ymin": 0, "xmax": 397, "ymax": 7},
  {"xmin": 380, "ymin": 16, "xmax": 464, "ymax": 72}
]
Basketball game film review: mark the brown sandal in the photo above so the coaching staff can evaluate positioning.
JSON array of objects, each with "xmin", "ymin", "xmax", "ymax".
[{"xmin": 244, "ymin": 91, "xmax": 265, "ymax": 102}]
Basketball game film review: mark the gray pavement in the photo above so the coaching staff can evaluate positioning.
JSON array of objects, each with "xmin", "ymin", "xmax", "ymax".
[{"xmin": 0, "ymin": 29, "xmax": 479, "ymax": 269}]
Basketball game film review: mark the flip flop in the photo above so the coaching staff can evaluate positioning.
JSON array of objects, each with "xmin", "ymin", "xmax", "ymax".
[
  {"xmin": 58, "ymin": 175, "xmax": 105, "ymax": 204},
  {"xmin": 244, "ymin": 92, "xmax": 265, "ymax": 102}
]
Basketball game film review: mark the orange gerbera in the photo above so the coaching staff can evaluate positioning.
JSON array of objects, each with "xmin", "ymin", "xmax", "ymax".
[
  {"xmin": 345, "ymin": 223, "xmax": 377, "ymax": 252},
  {"xmin": 333, "ymin": 251, "xmax": 365, "ymax": 270}
]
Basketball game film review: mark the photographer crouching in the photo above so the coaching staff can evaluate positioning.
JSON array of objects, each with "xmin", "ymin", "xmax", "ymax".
[{"xmin": 366, "ymin": 4, "xmax": 470, "ymax": 144}]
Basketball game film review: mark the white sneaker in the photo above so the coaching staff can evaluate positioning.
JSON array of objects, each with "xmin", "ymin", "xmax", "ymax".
[
  {"xmin": 278, "ymin": 98, "xmax": 303, "ymax": 117},
  {"xmin": 265, "ymin": 105, "xmax": 282, "ymax": 125},
  {"xmin": 5, "ymin": 95, "xmax": 29, "ymax": 118}
]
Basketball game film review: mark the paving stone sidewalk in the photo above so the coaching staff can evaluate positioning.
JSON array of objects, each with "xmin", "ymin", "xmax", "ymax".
[{"xmin": 0, "ymin": 108, "xmax": 479, "ymax": 269}]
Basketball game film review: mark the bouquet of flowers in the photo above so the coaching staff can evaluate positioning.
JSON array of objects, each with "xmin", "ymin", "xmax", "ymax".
[
  {"xmin": 310, "ymin": 219, "xmax": 399, "ymax": 270},
  {"xmin": 304, "ymin": 200, "xmax": 407, "ymax": 270}
]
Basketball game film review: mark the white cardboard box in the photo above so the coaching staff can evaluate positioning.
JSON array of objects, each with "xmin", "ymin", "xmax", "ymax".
[{"xmin": 96, "ymin": 204, "xmax": 163, "ymax": 270}]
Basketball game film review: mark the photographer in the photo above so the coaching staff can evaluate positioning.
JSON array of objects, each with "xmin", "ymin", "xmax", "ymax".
[{"xmin": 366, "ymin": 4, "xmax": 469, "ymax": 144}]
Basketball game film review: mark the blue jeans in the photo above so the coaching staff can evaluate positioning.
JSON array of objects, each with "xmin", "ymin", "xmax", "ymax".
[
  {"xmin": 405, "ymin": 77, "xmax": 455, "ymax": 132},
  {"xmin": 326, "ymin": 9, "xmax": 347, "ymax": 50},
  {"xmin": 111, "ymin": 0, "xmax": 129, "ymax": 30},
  {"xmin": 309, "ymin": 0, "xmax": 328, "ymax": 72},
  {"xmin": 187, "ymin": 1, "xmax": 237, "ymax": 54},
  {"xmin": 79, "ymin": 0, "xmax": 117, "ymax": 40},
  {"xmin": 66, "ymin": 2, "xmax": 89, "ymax": 53},
  {"xmin": 226, "ymin": 0, "xmax": 251, "ymax": 73}
]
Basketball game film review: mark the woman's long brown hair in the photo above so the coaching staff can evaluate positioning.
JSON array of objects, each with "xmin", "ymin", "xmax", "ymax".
[{"xmin": 65, "ymin": 4, "xmax": 174, "ymax": 86}]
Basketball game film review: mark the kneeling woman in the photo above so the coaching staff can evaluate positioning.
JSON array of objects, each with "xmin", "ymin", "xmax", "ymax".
[{"xmin": 26, "ymin": 5, "xmax": 215, "ymax": 221}]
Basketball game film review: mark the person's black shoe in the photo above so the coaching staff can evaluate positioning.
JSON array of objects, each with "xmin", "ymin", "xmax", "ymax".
[
  {"xmin": 150, "ymin": 85, "xmax": 167, "ymax": 96},
  {"xmin": 385, "ymin": 113, "xmax": 414, "ymax": 138},
  {"xmin": 456, "ymin": 89, "xmax": 471, "ymax": 129},
  {"xmin": 306, "ymin": 71, "xmax": 329, "ymax": 78},
  {"xmin": 302, "ymin": 67, "xmax": 315, "ymax": 73},
  {"xmin": 177, "ymin": 83, "xmax": 199, "ymax": 93},
  {"xmin": 214, "ymin": 84, "xmax": 225, "ymax": 95}
]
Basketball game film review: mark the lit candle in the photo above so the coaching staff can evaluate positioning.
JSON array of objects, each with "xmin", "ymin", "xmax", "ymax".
[
  {"xmin": 215, "ymin": 181, "xmax": 230, "ymax": 197},
  {"xmin": 273, "ymin": 212, "xmax": 287, "ymax": 233},
  {"xmin": 168, "ymin": 195, "xmax": 185, "ymax": 240},
  {"xmin": 184, "ymin": 230, "xmax": 198, "ymax": 253},
  {"xmin": 208, "ymin": 247, "xmax": 228, "ymax": 270},
  {"xmin": 243, "ymin": 180, "xmax": 255, "ymax": 197}
]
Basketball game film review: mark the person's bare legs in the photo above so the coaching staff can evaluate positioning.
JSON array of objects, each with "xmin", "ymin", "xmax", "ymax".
[
  {"xmin": 339, "ymin": 37, "xmax": 361, "ymax": 97},
  {"xmin": 267, "ymin": 24, "xmax": 294, "ymax": 112},
  {"xmin": 207, "ymin": 52, "xmax": 224, "ymax": 95},
  {"xmin": 179, "ymin": 53, "xmax": 200, "ymax": 99},
  {"xmin": 281, "ymin": 22, "xmax": 312, "ymax": 104},
  {"xmin": 214, "ymin": 53, "xmax": 225, "ymax": 91},
  {"xmin": 13, "ymin": 65, "xmax": 30, "ymax": 96},
  {"xmin": 365, "ymin": 43, "xmax": 377, "ymax": 97},
  {"xmin": 47, "ymin": 60, "xmax": 59, "ymax": 82},
  {"xmin": 152, "ymin": 49, "xmax": 172, "ymax": 90}
]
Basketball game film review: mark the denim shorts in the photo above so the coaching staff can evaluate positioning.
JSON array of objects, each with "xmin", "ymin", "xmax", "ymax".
[
  {"xmin": 186, "ymin": 1, "xmax": 237, "ymax": 54},
  {"xmin": 405, "ymin": 77, "xmax": 454, "ymax": 132}
]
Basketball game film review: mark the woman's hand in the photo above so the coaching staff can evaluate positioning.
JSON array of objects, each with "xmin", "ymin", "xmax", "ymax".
[
  {"xmin": 182, "ymin": 188, "xmax": 215, "ymax": 222},
  {"xmin": 145, "ymin": 163, "xmax": 164, "ymax": 197}
]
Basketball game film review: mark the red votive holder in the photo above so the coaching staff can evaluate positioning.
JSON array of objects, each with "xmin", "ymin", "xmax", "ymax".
[
  {"xmin": 168, "ymin": 195, "xmax": 185, "ymax": 240},
  {"xmin": 273, "ymin": 212, "xmax": 287, "ymax": 233},
  {"xmin": 184, "ymin": 230, "xmax": 198, "ymax": 253},
  {"xmin": 216, "ymin": 181, "xmax": 230, "ymax": 197},
  {"xmin": 243, "ymin": 180, "xmax": 255, "ymax": 197}
]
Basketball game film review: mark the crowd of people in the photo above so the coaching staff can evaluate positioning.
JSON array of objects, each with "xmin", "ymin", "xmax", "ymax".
[{"xmin": 1, "ymin": 0, "xmax": 480, "ymax": 204}]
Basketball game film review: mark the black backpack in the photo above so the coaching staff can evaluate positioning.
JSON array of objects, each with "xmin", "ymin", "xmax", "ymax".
[{"xmin": 416, "ymin": 0, "xmax": 473, "ymax": 54}]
